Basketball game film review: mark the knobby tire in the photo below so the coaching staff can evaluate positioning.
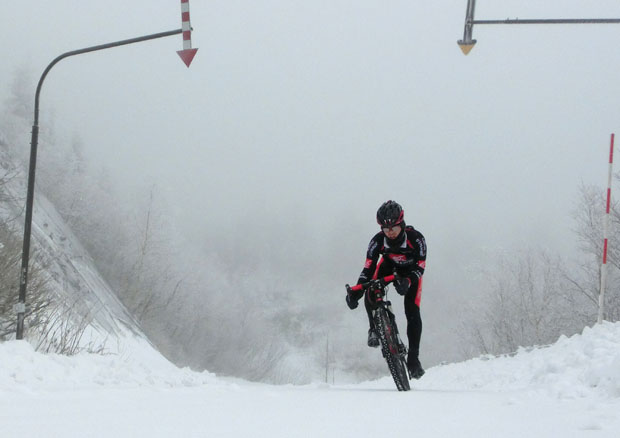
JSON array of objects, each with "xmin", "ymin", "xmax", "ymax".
[{"xmin": 374, "ymin": 307, "xmax": 410, "ymax": 391}]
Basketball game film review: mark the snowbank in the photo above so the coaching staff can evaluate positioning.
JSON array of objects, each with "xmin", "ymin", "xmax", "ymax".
[
  {"xmin": 417, "ymin": 321, "xmax": 620, "ymax": 399},
  {"xmin": 3, "ymin": 320, "xmax": 620, "ymax": 401},
  {"xmin": 0, "ymin": 337, "xmax": 218, "ymax": 392}
]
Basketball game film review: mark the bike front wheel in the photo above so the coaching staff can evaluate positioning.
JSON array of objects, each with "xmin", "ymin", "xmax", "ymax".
[{"xmin": 374, "ymin": 307, "xmax": 410, "ymax": 391}]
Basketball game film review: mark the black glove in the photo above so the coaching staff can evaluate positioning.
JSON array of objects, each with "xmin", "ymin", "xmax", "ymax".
[
  {"xmin": 345, "ymin": 285, "xmax": 363, "ymax": 309},
  {"xmin": 346, "ymin": 294, "xmax": 359, "ymax": 310},
  {"xmin": 394, "ymin": 277, "xmax": 412, "ymax": 296}
]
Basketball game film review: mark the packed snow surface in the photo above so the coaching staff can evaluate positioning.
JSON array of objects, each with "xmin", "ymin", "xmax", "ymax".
[{"xmin": 2, "ymin": 322, "xmax": 620, "ymax": 437}]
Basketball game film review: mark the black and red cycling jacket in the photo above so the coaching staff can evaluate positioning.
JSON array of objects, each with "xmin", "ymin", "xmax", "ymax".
[{"xmin": 357, "ymin": 225, "xmax": 427, "ymax": 305}]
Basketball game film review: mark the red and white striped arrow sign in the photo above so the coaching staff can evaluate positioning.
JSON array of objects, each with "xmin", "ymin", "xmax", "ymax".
[{"xmin": 177, "ymin": 0, "xmax": 198, "ymax": 67}]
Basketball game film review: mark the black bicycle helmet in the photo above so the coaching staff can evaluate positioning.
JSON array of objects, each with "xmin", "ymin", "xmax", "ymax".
[{"xmin": 376, "ymin": 200, "xmax": 405, "ymax": 227}]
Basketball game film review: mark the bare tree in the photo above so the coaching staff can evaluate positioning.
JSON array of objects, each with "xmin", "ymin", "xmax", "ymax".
[
  {"xmin": 570, "ymin": 182, "xmax": 620, "ymax": 321},
  {"xmin": 459, "ymin": 250, "xmax": 584, "ymax": 356}
]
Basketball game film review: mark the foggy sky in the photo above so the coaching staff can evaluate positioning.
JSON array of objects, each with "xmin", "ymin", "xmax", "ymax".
[{"xmin": 3, "ymin": 1, "xmax": 620, "ymax": 363}]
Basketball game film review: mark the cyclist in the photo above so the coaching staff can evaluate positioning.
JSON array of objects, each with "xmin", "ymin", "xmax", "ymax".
[{"xmin": 346, "ymin": 200, "xmax": 427, "ymax": 379}]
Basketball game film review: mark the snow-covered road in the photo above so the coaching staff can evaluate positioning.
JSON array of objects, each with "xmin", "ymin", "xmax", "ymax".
[
  {"xmin": 2, "ymin": 322, "xmax": 620, "ymax": 437},
  {"xmin": 3, "ymin": 379, "xmax": 618, "ymax": 437}
]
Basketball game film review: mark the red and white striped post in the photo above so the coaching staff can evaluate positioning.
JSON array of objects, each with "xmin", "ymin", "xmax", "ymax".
[
  {"xmin": 598, "ymin": 133, "xmax": 615, "ymax": 324},
  {"xmin": 177, "ymin": 0, "xmax": 198, "ymax": 67}
]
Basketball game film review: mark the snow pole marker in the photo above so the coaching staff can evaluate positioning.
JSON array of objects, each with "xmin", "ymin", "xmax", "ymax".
[
  {"xmin": 177, "ymin": 0, "xmax": 198, "ymax": 67},
  {"xmin": 598, "ymin": 133, "xmax": 614, "ymax": 324}
]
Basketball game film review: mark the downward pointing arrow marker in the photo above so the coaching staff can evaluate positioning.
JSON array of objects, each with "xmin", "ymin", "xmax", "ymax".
[
  {"xmin": 178, "ymin": 0, "xmax": 197, "ymax": 67},
  {"xmin": 177, "ymin": 48, "xmax": 198, "ymax": 67}
]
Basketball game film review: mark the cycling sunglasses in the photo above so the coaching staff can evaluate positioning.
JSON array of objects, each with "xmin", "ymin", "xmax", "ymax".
[{"xmin": 381, "ymin": 223, "xmax": 402, "ymax": 233}]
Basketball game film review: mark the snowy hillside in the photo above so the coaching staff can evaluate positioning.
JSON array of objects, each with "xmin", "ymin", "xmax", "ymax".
[
  {"xmin": 0, "ymin": 148, "xmax": 146, "ymax": 349},
  {"xmin": 2, "ymin": 321, "xmax": 620, "ymax": 437}
]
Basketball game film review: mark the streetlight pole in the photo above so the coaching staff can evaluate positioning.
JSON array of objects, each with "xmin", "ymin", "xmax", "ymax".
[
  {"xmin": 15, "ymin": 28, "xmax": 184, "ymax": 340},
  {"xmin": 457, "ymin": 1, "xmax": 620, "ymax": 55}
]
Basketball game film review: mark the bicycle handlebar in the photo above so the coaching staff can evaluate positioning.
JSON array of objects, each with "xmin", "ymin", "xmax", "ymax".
[{"xmin": 346, "ymin": 274, "xmax": 398, "ymax": 293}]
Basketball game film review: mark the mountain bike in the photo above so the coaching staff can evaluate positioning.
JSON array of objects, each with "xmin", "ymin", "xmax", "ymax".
[{"xmin": 346, "ymin": 275, "xmax": 411, "ymax": 391}]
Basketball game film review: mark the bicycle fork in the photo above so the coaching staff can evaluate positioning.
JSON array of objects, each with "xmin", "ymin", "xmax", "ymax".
[
  {"xmin": 386, "ymin": 302, "xmax": 407, "ymax": 355},
  {"xmin": 374, "ymin": 303, "xmax": 407, "ymax": 357}
]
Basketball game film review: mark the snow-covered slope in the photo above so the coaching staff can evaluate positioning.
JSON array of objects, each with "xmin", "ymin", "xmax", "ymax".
[
  {"xmin": 0, "ymin": 148, "xmax": 146, "ymax": 349},
  {"xmin": 2, "ymin": 321, "xmax": 619, "ymax": 437}
]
